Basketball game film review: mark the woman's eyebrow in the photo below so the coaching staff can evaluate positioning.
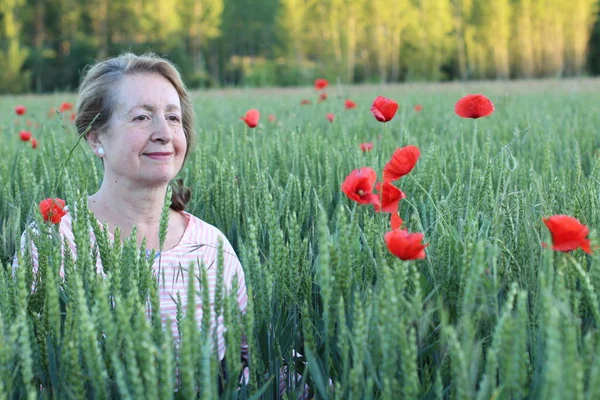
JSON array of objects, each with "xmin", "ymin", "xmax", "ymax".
[
  {"xmin": 127, "ymin": 104, "xmax": 181, "ymax": 113},
  {"xmin": 126, "ymin": 104, "xmax": 153, "ymax": 114}
]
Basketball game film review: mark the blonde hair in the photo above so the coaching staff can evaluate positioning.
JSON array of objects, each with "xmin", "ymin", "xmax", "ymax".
[{"xmin": 75, "ymin": 52, "xmax": 194, "ymax": 211}]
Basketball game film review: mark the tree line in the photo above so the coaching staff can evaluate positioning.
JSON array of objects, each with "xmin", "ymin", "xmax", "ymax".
[{"xmin": 1, "ymin": 0, "xmax": 599, "ymax": 93}]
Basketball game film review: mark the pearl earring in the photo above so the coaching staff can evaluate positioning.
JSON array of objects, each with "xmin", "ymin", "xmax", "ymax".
[{"xmin": 97, "ymin": 148, "xmax": 105, "ymax": 156}]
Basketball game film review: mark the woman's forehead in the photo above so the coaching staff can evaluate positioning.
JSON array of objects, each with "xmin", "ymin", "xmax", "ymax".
[{"xmin": 114, "ymin": 73, "xmax": 181, "ymax": 110}]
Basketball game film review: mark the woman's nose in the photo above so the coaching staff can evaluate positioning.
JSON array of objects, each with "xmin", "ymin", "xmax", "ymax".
[{"xmin": 151, "ymin": 117, "xmax": 173, "ymax": 142}]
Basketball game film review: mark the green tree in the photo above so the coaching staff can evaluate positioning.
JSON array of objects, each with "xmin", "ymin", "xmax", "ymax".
[
  {"xmin": 404, "ymin": 0, "xmax": 454, "ymax": 81},
  {"xmin": 486, "ymin": 0, "xmax": 510, "ymax": 79},
  {"xmin": 275, "ymin": 0, "xmax": 307, "ymax": 68},
  {"xmin": 216, "ymin": 0, "xmax": 279, "ymax": 84},
  {"xmin": 563, "ymin": 0, "xmax": 598, "ymax": 75},
  {"xmin": 342, "ymin": 0, "xmax": 366, "ymax": 82},
  {"xmin": 510, "ymin": 0, "xmax": 535, "ymax": 78},
  {"xmin": 175, "ymin": 0, "xmax": 223, "ymax": 85},
  {"xmin": 368, "ymin": 0, "xmax": 416, "ymax": 82},
  {"xmin": 451, "ymin": 0, "xmax": 472, "ymax": 80},
  {"xmin": 531, "ymin": 0, "xmax": 565, "ymax": 77},
  {"xmin": 465, "ymin": 0, "xmax": 491, "ymax": 79},
  {"xmin": 313, "ymin": 0, "xmax": 368, "ymax": 82},
  {"xmin": 0, "ymin": 0, "xmax": 30, "ymax": 93}
]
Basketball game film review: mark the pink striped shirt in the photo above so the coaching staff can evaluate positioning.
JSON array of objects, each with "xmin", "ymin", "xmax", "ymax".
[{"xmin": 13, "ymin": 208, "xmax": 248, "ymax": 363}]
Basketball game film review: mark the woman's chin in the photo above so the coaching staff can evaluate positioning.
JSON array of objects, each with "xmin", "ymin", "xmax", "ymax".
[{"xmin": 140, "ymin": 171, "xmax": 178, "ymax": 186}]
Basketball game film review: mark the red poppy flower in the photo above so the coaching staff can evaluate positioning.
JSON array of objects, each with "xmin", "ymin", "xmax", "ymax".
[
  {"xmin": 314, "ymin": 78, "xmax": 328, "ymax": 90},
  {"xmin": 268, "ymin": 114, "xmax": 276, "ymax": 122},
  {"xmin": 326, "ymin": 113, "xmax": 334, "ymax": 123},
  {"xmin": 70, "ymin": 113, "xmax": 76, "ymax": 123},
  {"xmin": 542, "ymin": 215, "xmax": 592, "ymax": 254},
  {"xmin": 19, "ymin": 130, "xmax": 32, "ymax": 141},
  {"xmin": 301, "ymin": 99, "xmax": 311, "ymax": 105},
  {"xmin": 59, "ymin": 102, "xmax": 73, "ymax": 112},
  {"xmin": 345, "ymin": 100, "xmax": 357, "ymax": 110},
  {"xmin": 374, "ymin": 181, "xmax": 405, "ymax": 213},
  {"xmin": 341, "ymin": 167, "xmax": 380, "ymax": 206},
  {"xmin": 454, "ymin": 94, "xmax": 494, "ymax": 119},
  {"xmin": 39, "ymin": 198, "xmax": 68, "ymax": 224},
  {"xmin": 371, "ymin": 96, "xmax": 399, "ymax": 122},
  {"xmin": 383, "ymin": 145, "xmax": 420, "ymax": 182},
  {"xmin": 414, "ymin": 104, "xmax": 423, "ymax": 112},
  {"xmin": 15, "ymin": 105, "xmax": 26, "ymax": 116},
  {"xmin": 390, "ymin": 213, "xmax": 403, "ymax": 230},
  {"xmin": 385, "ymin": 229, "xmax": 428, "ymax": 260},
  {"xmin": 319, "ymin": 92, "xmax": 328, "ymax": 102},
  {"xmin": 360, "ymin": 142, "xmax": 373, "ymax": 152},
  {"xmin": 31, "ymin": 138, "xmax": 38, "ymax": 149},
  {"xmin": 240, "ymin": 109, "xmax": 260, "ymax": 128}
]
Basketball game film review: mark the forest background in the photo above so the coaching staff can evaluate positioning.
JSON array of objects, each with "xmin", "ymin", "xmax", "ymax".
[{"xmin": 2, "ymin": 0, "xmax": 600, "ymax": 93}]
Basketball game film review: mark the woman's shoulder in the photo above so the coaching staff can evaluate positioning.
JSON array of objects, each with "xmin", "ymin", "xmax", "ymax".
[
  {"xmin": 180, "ymin": 211, "xmax": 223, "ymax": 236},
  {"xmin": 179, "ymin": 211, "xmax": 236, "ymax": 251}
]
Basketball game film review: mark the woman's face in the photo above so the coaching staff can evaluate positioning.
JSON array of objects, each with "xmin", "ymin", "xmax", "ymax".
[{"xmin": 99, "ymin": 73, "xmax": 187, "ymax": 189}]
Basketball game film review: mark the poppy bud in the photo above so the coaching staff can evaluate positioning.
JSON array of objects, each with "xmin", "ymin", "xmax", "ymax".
[
  {"xmin": 15, "ymin": 105, "xmax": 26, "ymax": 116},
  {"xmin": 240, "ymin": 109, "xmax": 260, "ymax": 128},
  {"xmin": 19, "ymin": 130, "xmax": 32, "ymax": 141},
  {"xmin": 454, "ymin": 94, "xmax": 494, "ymax": 119},
  {"xmin": 371, "ymin": 96, "xmax": 398, "ymax": 122}
]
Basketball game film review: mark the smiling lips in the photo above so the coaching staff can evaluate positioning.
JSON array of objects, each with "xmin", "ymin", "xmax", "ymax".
[{"xmin": 145, "ymin": 152, "xmax": 173, "ymax": 160}]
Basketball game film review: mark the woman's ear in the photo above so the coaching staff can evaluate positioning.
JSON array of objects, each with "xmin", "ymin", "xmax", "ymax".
[{"xmin": 87, "ymin": 129, "xmax": 102, "ymax": 152}]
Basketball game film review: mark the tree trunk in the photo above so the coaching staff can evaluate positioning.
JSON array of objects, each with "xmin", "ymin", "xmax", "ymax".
[
  {"xmin": 97, "ymin": 0, "xmax": 110, "ymax": 59},
  {"xmin": 390, "ymin": 29, "xmax": 401, "ymax": 82},
  {"xmin": 34, "ymin": 0, "xmax": 46, "ymax": 92},
  {"xmin": 376, "ymin": 25, "xmax": 387, "ymax": 82},
  {"xmin": 346, "ymin": 16, "xmax": 356, "ymax": 83},
  {"xmin": 452, "ymin": 3, "xmax": 468, "ymax": 80},
  {"xmin": 330, "ymin": 12, "xmax": 343, "ymax": 67},
  {"xmin": 189, "ymin": 1, "xmax": 204, "ymax": 75}
]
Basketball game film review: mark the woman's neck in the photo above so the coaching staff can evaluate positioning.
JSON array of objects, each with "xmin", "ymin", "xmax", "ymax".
[{"xmin": 87, "ymin": 179, "xmax": 169, "ymax": 249}]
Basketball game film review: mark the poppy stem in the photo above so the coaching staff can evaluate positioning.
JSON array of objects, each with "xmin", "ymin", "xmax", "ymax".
[
  {"xmin": 380, "ymin": 123, "xmax": 387, "ymax": 169},
  {"xmin": 52, "ymin": 113, "xmax": 100, "ymax": 198},
  {"xmin": 466, "ymin": 119, "xmax": 478, "ymax": 221},
  {"xmin": 407, "ymin": 174, "xmax": 460, "ymax": 245},
  {"xmin": 252, "ymin": 128, "xmax": 260, "ymax": 172},
  {"xmin": 243, "ymin": 125, "xmax": 248, "ymax": 171},
  {"xmin": 379, "ymin": 123, "xmax": 387, "ymax": 207}
]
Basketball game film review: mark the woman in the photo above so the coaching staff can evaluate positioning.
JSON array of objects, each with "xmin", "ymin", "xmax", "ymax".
[{"xmin": 13, "ymin": 52, "xmax": 249, "ymax": 383}]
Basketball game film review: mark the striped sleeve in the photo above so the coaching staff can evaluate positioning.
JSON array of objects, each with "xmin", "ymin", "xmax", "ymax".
[
  {"xmin": 12, "ymin": 224, "xmax": 40, "ymax": 291},
  {"xmin": 12, "ymin": 213, "xmax": 77, "ymax": 291},
  {"xmin": 221, "ymin": 234, "xmax": 248, "ymax": 314},
  {"xmin": 217, "ymin": 232, "xmax": 250, "ymax": 378}
]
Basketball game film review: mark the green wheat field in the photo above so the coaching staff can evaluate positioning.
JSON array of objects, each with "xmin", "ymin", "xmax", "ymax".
[{"xmin": 1, "ymin": 78, "xmax": 600, "ymax": 399}]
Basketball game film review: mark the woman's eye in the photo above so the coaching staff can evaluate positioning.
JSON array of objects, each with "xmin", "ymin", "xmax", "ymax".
[
  {"xmin": 134, "ymin": 115, "xmax": 149, "ymax": 121},
  {"xmin": 168, "ymin": 115, "xmax": 181, "ymax": 122}
]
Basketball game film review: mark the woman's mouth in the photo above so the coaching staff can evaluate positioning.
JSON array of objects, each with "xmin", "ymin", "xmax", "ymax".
[{"xmin": 144, "ymin": 152, "xmax": 173, "ymax": 160}]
